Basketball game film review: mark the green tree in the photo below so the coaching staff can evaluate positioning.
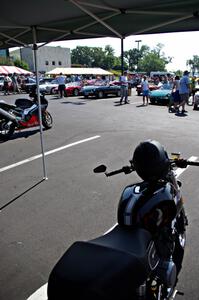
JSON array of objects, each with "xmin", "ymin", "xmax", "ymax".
[
  {"xmin": 0, "ymin": 56, "xmax": 14, "ymax": 66},
  {"xmin": 124, "ymin": 45, "xmax": 150, "ymax": 71},
  {"xmin": 90, "ymin": 47, "xmax": 105, "ymax": 68},
  {"xmin": 71, "ymin": 46, "xmax": 93, "ymax": 67},
  {"xmin": 138, "ymin": 44, "xmax": 172, "ymax": 74},
  {"xmin": 103, "ymin": 45, "xmax": 115, "ymax": 69},
  {"xmin": 71, "ymin": 45, "xmax": 116, "ymax": 69},
  {"xmin": 138, "ymin": 52, "xmax": 167, "ymax": 74},
  {"xmin": 186, "ymin": 55, "xmax": 199, "ymax": 75},
  {"xmin": 71, "ymin": 43, "xmax": 172, "ymax": 74},
  {"xmin": 14, "ymin": 58, "xmax": 29, "ymax": 70},
  {"xmin": 124, "ymin": 49, "xmax": 138, "ymax": 71},
  {"xmin": 175, "ymin": 70, "xmax": 183, "ymax": 77}
]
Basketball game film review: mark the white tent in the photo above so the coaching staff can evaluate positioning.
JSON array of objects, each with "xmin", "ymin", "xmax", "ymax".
[
  {"xmin": 0, "ymin": 65, "xmax": 32, "ymax": 75},
  {"xmin": 46, "ymin": 67, "xmax": 113, "ymax": 76}
]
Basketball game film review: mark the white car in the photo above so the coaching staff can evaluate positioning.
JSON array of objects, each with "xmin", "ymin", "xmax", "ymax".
[
  {"xmin": 0, "ymin": 76, "xmax": 5, "ymax": 91},
  {"xmin": 39, "ymin": 79, "xmax": 60, "ymax": 94},
  {"xmin": 193, "ymin": 91, "xmax": 199, "ymax": 110}
]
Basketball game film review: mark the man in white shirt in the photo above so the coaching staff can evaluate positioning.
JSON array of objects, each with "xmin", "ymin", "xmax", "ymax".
[{"xmin": 119, "ymin": 71, "xmax": 129, "ymax": 105}]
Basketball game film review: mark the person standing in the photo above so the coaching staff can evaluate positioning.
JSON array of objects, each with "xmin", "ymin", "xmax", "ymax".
[
  {"xmin": 119, "ymin": 71, "xmax": 129, "ymax": 105},
  {"xmin": 11, "ymin": 73, "xmax": 19, "ymax": 94},
  {"xmin": 56, "ymin": 72, "xmax": 66, "ymax": 98},
  {"xmin": 179, "ymin": 70, "xmax": 191, "ymax": 114},
  {"xmin": 168, "ymin": 76, "xmax": 180, "ymax": 112},
  {"xmin": 141, "ymin": 75, "xmax": 149, "ymax": 105},
  {"xmin": 3, "ymin": 74, "xmax": 12, "ymax": 95}
]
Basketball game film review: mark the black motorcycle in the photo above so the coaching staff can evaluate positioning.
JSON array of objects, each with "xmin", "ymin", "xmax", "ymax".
[
  {"xmin": 0, "ymin": 92, "xmax": 53, "ymax": 140},
  {"xmin": 47, "ymin": 140, "xmax": 199, "ymax": 300}
]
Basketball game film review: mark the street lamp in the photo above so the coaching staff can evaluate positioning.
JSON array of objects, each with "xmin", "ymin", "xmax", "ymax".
[
  {"xmin": 135, "ymin": 40, "xmax": 142, "ymax": 71},
  {"xmin": 135, "ymin": 39, "xmax": 142, "ymax": 51}
]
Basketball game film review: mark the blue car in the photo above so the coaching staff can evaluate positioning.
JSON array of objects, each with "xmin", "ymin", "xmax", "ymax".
[
  {"xmin": 149, "ymin": 84, "xmax": 172, "ymax": 105},
  {"xmin": 80, "ymin": 83, "xmax": 121, "ymax": 99}
]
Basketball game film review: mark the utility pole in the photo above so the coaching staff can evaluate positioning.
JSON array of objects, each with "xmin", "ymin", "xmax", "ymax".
[{"xmin": 135, "ymin": 40, "xmax": 142, "ymax": 71}]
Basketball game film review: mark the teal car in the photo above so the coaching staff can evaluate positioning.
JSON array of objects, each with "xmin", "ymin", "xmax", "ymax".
[{"xmin": 149, "ymin": 84, "xmax": 172, "ymax": 105}]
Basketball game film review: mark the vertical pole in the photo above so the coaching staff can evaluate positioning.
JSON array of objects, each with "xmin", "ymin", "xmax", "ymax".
[
  {"xmin": 121, "ymin": 37, "xmax": 124, "ymax": 75},
  {"xmin": 32, "ymin": 26, "xmax": 48, "ymax": 180},
  {"xmin": 135, "ymin": 40, "xmax": 142, "ymax": 71}
]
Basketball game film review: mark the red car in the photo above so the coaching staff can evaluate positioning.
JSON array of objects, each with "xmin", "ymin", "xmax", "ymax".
[
  {"xmin": 53, "ymin": 82, "xmax": 82, "ymax": 97},
  {"xmin": 136, "ymin": 82, "xmax": 160, "ymax": 96}
]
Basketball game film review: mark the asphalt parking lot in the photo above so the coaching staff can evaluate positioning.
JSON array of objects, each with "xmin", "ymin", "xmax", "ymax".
[{"xmin": 1, "ymin": 89, "xmax": 199, "ymax": 299}]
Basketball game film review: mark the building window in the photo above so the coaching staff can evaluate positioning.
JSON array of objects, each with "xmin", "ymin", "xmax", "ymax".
[
  {"xmin": 52, "ymin": 61, "xmax": 55, "ymax": 65},
  {"xmin": 45, "ymin": 61, "xmax": 49, "ymax": 65},
  {"xmin": 58, "ymin": 61, "xmax": 62, "ymax": 66}
]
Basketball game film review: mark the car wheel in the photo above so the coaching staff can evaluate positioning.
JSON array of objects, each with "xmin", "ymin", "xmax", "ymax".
[
  {"xmin": 150, "ymin": 98, "xmax": 155, "ymax": 105},
  {"xmin": 73, "ymin": 88, "xmax": 79, "ymax": 96},
  {"xmin": 97, "ymin": 91, "xmax": 104, "ymax": 99},
  {"xmin": 51, "ymin": 88, "xmax": 56, "ymax": 94},
  {"xmin": 42, "ymin": 111, "xmax": 53, "ymax": 129},
  {"xmin": 0, "ymin": 120, "xmax": 15, "ymax": 140}
]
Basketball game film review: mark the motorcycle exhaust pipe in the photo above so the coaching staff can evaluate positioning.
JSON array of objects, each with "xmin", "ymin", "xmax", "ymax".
[{"xmin": 0, "ymin": 108, "xmax": 18, "ymax": 124}]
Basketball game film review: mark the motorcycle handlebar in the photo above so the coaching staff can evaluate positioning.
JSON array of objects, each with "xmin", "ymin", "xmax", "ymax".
[
  {"xmin": 105, "ymin": 166, "xmax": 134, "ymax": 177},
  {"xmin": 94, "ymin": 157, "xmax": 199, "ymax": 178},
  {"xmin": 172, "ymin": 158, "xmax": 199, "ymax": 168}
]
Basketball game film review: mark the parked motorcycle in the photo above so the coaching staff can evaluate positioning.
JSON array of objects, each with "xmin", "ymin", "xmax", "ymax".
[
  {"xmin": 0, "ymin": 92, "xmax": 52, "ymax": 140},
  {"xmin": 47, "ymin": 140, "xmax": 199, "ymax": 300}
]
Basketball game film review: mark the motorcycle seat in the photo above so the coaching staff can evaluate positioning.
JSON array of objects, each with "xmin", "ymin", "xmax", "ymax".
[
  {"xmin": 0, "ymin": 101, "xmax": 16, "ymax": 110},
  {"xmin": 48, "ymin": 226, "xmax": 152, "ymax": 300}
]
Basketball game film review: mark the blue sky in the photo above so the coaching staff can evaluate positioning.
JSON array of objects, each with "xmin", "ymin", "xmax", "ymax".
[{"xmin": 49, "ymin": 31, "xmax": 199, "ymax": 72}]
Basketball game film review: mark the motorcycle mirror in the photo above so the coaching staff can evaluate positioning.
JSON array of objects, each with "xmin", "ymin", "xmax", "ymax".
[{"xmin": 93, "ymin": 164, "xmax": 107, "ymax": 173}]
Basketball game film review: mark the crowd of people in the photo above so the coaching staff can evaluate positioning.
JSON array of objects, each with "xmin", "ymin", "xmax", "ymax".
[
  {"xmin": 129, "ymin": 71, "xmax": 198, "ymax": 114},
  {"xmin": 1, "ymin": 71, "xmax": 198, "ymax": 115},
  {"xmin": 1, "ymin": 73, "xmax": 32, "ymax": 95}
]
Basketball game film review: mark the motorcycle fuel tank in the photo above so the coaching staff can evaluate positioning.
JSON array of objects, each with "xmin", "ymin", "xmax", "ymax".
[{"xmin": 117, "ymin": 181, "xmax": 177, "ymax": 232}]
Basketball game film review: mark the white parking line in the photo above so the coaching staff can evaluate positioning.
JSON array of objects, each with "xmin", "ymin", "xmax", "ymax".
[
  {"xmin": 27, "ymin": 284, "xmax": 47, "ymax": 300},
  {"xmin": 27, "ymin": 155, "xmax": 198, "ymax": 300},
  {"xmin": 0, "ymin": 135, "xmax": 100, "ymax": 173}
]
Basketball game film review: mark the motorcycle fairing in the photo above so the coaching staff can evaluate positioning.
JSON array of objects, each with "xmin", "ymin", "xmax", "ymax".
[
  {"xmin": 18, "ymin": 114, "xmax": 39, "ymax": 128},
  {"xmin": 48, "ymin": 225, "xmax": 155, "ymax": 300},
  {"xmin": 117, "ymin": 182, "xmax": 177, "ymax": 231}
]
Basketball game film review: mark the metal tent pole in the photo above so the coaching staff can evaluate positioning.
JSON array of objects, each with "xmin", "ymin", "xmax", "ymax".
[
  {"xmin": 121, "ymin": 37, "xmax": 124, "ymax": 75},
  {"xmin": 32, "ymin": 26, "xmax": 48, "ymax": 180}
]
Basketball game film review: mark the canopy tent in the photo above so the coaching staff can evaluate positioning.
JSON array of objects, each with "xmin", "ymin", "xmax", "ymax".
[
  {"xmin": 46, "ymin": 67, "xmax": 112, "ymax": 75},
  {"xmin": 1, "ymin": 0, "xmax": 198, "ymax": 179},
  {"xmin": 0, "ymin": 1, "xmax": 199, "ymax": 48},
  {"xmin": 0, "ymin": 65, "xmax": 32, "ymax": 75}
]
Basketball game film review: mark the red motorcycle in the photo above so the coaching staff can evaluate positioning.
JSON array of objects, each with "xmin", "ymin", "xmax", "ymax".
[{"xmin": 0, "ymin": 93, "xmax": 53, "ymax": 140}]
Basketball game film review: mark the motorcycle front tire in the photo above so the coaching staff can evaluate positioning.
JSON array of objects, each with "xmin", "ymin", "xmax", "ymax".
[
  {"xmin": 42, "ymin": 111, "xmax": 53, "ymax": 129},
  {"xmin": 0, "ymin": 120, "xmax": 15, "ymax": 140}
]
